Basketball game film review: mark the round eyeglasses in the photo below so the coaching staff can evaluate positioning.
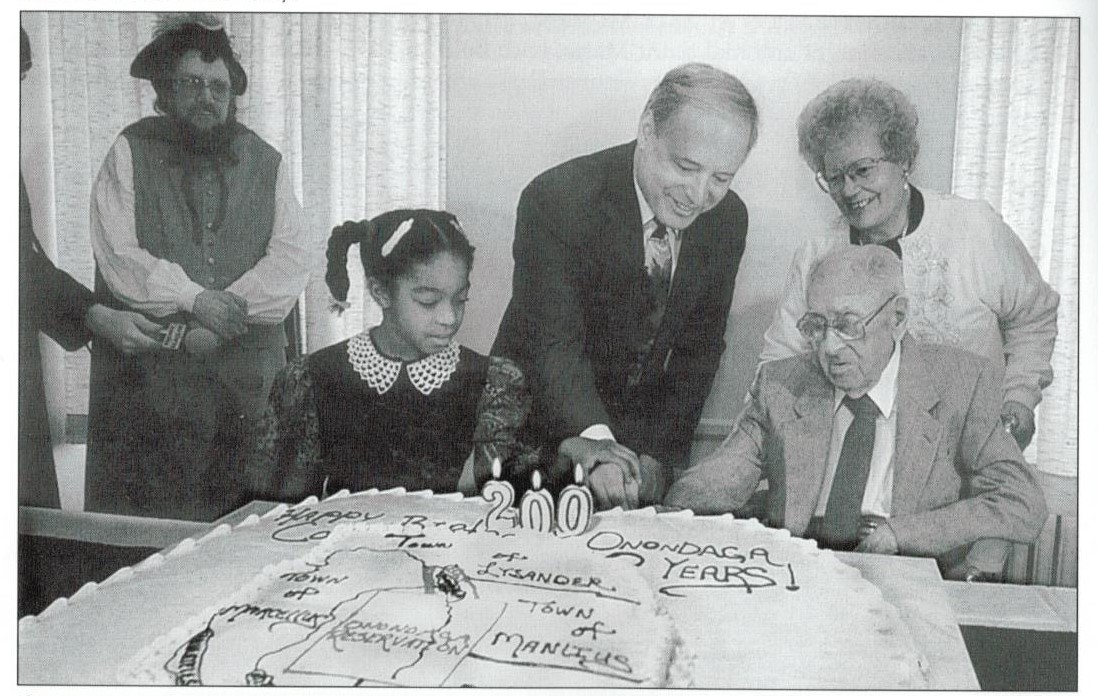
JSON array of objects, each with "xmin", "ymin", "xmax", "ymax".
[
  {"xmin": 797, "ymin": 294, "xmax": 897, "ymax": 343},
  {"xmin": 172, "ymin": 76, "xmax": 231, "ymax": 102},
  {"xmin": 815, "ymin": 157, "xmax": 889, "ymax": 194}
]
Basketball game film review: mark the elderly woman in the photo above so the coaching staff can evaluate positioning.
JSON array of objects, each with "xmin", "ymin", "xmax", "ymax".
[{"xmin": 760, "ymin": 78, "xmax": 1058, "ymax": 449}]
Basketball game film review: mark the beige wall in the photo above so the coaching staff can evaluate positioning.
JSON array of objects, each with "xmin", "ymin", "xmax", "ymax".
[{"xmin": 445, "ymin": 15, "xmax": 963, "ymax": 454}]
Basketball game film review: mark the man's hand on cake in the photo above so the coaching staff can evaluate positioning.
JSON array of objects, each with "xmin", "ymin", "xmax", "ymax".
[
  {"xmin": 557, "ymin": 436, "xmax": 641, "ymax": 482},
  {"xmin": 636, "ymin": 454, "xmax": 668, "ymax": 507},
  {"xmin": 587, "ymin": 461, "xmax": 641, "ymax": 511},
  {"xmin": 855, "ymin": 522, "xmax": 899, "ymax": 555}
]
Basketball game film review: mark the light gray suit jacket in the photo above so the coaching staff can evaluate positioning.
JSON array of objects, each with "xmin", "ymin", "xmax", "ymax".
[{"xmin": 666, "ymin": 337, "xmax": 1047, "ymax": 565}]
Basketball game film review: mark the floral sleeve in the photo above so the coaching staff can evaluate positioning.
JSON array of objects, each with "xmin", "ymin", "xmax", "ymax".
[
  {"xmin": 472, "ymin": 357, "xmax": 541, "ymax": 488},
  {"xmin": 246, "ymin": 357, "xmax": 325, "ymax": 502}
]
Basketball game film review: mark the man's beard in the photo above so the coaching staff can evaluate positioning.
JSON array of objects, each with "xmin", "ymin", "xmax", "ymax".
[{"xmin": 169, "ymin": 111, "xmax": 236, "ymax": 157}]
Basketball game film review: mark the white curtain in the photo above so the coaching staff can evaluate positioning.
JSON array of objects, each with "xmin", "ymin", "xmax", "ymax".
[
  {"xmin": 951, "ymin": 18, "xmax": 1078, "ymax": 477},
  {"xmin": 21, "ymin": 12, "xmax": 446, "ymax": 421}
]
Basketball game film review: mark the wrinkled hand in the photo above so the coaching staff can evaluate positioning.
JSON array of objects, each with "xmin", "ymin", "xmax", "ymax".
[
  {"xmin": 192, "ymin": 289, "xmax": 248, "ymax": 340},
  {"xmin": 855, "ymin": 522, "xmax": 899, "ymax": 555},
  {"xmin": 85, "ymin": 304, "xmax": 162, "ymax": 355},
  {"xmin": 587, "ymin": 460, "xmax": 641, "ymax": 511},
  {"xmin": 183, "ymin": 326, "xmax": 222, "ymax": 356},
  {"xmin": 557, "ymin": 437, "xmax": 641, "ymax": 510},
  {"xmin": 557, "ymin": 437, "xmax": 640, "ymax": 483},
  {"xmin": 637, "ymin": 454, "xmax": 666, "ymax": 507},
  {"xmin": 1001, "ymin": 400, "xmax": 1035, "ymax": 450}
]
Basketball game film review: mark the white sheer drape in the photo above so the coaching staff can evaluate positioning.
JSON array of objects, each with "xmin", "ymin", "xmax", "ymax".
[
  {"xmin": 951, "ymin": 18, "xmax": 1078, "ymax": 477},
  {"xmin": 23, "ymin": 12, "xmax": 445, "ymax": 420}
]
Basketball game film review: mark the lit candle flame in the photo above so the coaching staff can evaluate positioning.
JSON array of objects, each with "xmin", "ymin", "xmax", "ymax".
[
  {"xmin": 491, "ymin": 457, "xmax": 502, "ymax": 480},
  {"xmin": 574, "ymin": 463, "xmax": 584, "ymax": 485},
  {"xmin": 531, "ymin": 469, "xmax": 542, "ymax": 491}
]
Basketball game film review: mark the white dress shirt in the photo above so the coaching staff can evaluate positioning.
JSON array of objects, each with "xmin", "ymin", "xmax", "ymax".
[
  {"xmin": 814, "ymin": 340, "xmax": 903, "ymax": 518},
  {"xmin": 634, "ymin": 176, "xmax": 682, "ymax": 280},
  {"xmin": 90, "ymin": 136, "xmax": 318, "ymax": 323}
]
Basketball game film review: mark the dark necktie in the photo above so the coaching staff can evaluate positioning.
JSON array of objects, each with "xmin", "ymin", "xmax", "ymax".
[
  {"xmin": 819, "ymin": 394, "xmax": 880, "ymax": 551},
  {"xmin": 626, "ymin": 223, "xmax": 672, "ymax": 388},
  {"xmin": 647, "ymin": 223, "xmax": 672, "ymax": 299}
]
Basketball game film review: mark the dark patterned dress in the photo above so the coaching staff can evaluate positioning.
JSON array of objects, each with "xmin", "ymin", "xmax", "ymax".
[{"xmin": 248, "ymin": 332, "xmax": 538, "ymax": 500}]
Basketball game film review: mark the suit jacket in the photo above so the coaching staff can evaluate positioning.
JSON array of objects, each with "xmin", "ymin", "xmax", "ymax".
[
  {"xmin": 665, "ymin": 337, "xmax": 1047, "ymax": 566},
  {"xmin": 492, "ymin": 142, "xmax": 749, "ymax": 489},
  {"xmin": 19, "ymin": 173, "xmax": 95, "ymax": 507}
]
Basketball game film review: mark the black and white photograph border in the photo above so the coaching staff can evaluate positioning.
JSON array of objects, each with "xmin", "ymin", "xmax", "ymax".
[{"xmin": 6, "ymin": 0, "xmax": 1092, "ymax": 692}]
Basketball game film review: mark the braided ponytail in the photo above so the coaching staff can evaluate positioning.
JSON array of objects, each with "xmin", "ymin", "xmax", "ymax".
[
  {"xmin": 325, "ymin": 219, "xmax": 375, "ymax": 314},
  {"xmin": 327, "ymin": 209, "xmax": 475, "ymax": 315}
]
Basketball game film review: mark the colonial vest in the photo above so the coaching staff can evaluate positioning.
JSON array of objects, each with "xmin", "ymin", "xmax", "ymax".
[
  {"xmin": 123, "ymin": 117, "xmax": 279, "ymax": 290},
  {"xmin": 120, "ymin": 117, "xmax": 285, "ymax": 349}
]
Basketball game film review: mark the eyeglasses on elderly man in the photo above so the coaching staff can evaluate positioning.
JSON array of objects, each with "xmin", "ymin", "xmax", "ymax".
[{"xmin": 796, "ymin": 293, "xmax": 897, "ymax": 343}]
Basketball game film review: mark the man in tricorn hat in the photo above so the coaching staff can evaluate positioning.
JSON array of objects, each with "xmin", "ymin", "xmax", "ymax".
[{"xmin": 86, "ymin": 14, "xmax": 321, "ymax": 520}]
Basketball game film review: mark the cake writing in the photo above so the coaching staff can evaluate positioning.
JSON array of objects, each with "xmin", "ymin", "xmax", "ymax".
[
  {"xmin": 326, "ymin": 621, "xmax": 473, "ymax": 657},
  {"xmin": 218, "ymin": 603, "xmax": 334, "ymax": 629},
  {"xmin": 279, "ymin": 571, "xmax": 348, "ymax": 585},
  {"xmin": 400, "ymin": 515, "xmax": 494, "ymax": 536},
  {"xmin": 659, "ymin": 559, "xmax": 776, "ymax": 595},
  {"xmin": 270, "ymin": 507, "xmax": 495, "ymax": 544},
  {"xmin": 587, "ymin": 528, "xmax": 798, "ymax": 597},
  {"xmin": 271, "ymin": 506, "xmax": 385, "ymax": 542},
  {"xmin": 515, "ymin": 599, "xmax": 595, "ymax": 620},
  {"xmin": 587, "ymin": 530, "xmax": 783, "ymax": 564},
  {"xmin": 476, "ymin": 559, "xmax": 615, "ymax": 594},
  {"xmin": 488, "ymin": 631, "xmax": 635, "ymax": 677},
  {"xmin": 385, "ymin": 532, "xmax": 454, "ymax": 549}
]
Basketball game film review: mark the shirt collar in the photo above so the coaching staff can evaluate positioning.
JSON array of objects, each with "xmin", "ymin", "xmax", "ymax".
[
  {"xmin": 832, "ymin": 339, "xmax": 902, "ymax": 419},
  {"xmin": 347, "ymin": 331, "xmax": 461, "ymax": 396},
  {"xmin": 633, "ymin": 171, "xmax": 657, "ymax": 229},
  {"xmin": 633, "ymin": 168, "xmax": 680, "ymax": 237}
]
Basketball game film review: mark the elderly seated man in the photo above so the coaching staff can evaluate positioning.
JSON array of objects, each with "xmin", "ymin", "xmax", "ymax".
[{"xmin": 664, "ymin": 245, "xmax": 1047, "ymax": 577}]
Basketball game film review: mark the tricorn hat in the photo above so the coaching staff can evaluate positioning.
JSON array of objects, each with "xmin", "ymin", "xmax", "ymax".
[{"xmin": 130, "ymin": 13, "xmax": 246, "ymax": 96}]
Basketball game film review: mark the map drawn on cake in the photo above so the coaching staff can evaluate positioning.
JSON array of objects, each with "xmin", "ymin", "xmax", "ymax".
[
  {"xmin": 104, "ymin": 494, "xmax": 930, "ymax": 689},
  {"xmin": 159, "ymin": 525, "xmax": 670, "ymax": 687},
  {"xmin": 263, "ymin": 503, "xmax": 804, "ymax": 599}
]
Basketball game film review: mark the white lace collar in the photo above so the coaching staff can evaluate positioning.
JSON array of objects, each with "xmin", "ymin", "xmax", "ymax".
[{"xmin": 346, "ymin": 331, "xmax": 461, "ymax": 396}]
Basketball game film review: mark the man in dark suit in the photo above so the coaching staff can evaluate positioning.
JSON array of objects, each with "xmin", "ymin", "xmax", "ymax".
[
  {"xmin": 493, "ymin": 63, "xmax": 757, "ymax": 508},
  {"xmin": 19, "ymin": 26, "xmax": 164, "ymax": 508},
  {"xmin": 665, "ymin": 246, "xmax": 1047, "ymax": 577}
]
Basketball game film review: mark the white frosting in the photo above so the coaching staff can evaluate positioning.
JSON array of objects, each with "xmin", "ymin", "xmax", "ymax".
[
  {"xmin": 19, "ymin": 489, "xmax": 928, "ymax": 688},
  {"xmin": 121, "ymin": 522, "xmax": 679, "ymax": 687}
]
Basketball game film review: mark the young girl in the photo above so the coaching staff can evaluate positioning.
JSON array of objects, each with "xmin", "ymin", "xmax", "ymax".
[{"xmin": 248, "ymin": 209, "xmax": 537, "ymax": 500}]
